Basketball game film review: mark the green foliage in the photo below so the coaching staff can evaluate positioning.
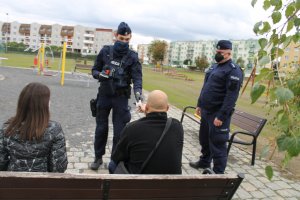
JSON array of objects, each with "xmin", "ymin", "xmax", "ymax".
[
  {"xmin": 265, "ymin": 166, "xmax": 274, "ymax": 180},
  {"xmin": 252, "ymin": 0, "xmax": 300, "ymax": 179},
  {"xmin": 236, "ymin": 57, "xmax": 246, "ymax": 70},
  {"xmin": 251, "ymin": 83, "xmax": 266, "ymax": 103},
  {"xmin": 148, "ymin": 40, "xmax": 168, "ymax": 64},
  {"xmin": 195, "ymin": 55, "xmax": 209, "ymax": 72},
  {"xmin": 183, "ymin": 59, "xmax": 192, "ymax": 65}
]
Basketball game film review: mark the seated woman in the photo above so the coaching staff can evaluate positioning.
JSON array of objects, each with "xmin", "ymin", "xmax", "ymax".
[{"xmin": 0, "ymin": 82, "xmax": 68, "ymax": 172}]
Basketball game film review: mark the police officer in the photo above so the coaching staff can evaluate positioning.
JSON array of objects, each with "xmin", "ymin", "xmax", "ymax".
[
  {"xmin": 90, "ymin": 22, "xmax": 143, "ymax": 170},
  {"xmin": 189, "ymin": 40, "xmax": 243, "ymax": 174}
]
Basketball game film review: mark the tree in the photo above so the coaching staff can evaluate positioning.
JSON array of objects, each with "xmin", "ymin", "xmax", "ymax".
[
  {"xmin": 148, "ymin": 40, "xmax": 168, "ymax": 65},
  {"xmin": 236, "ymin": 57, "xmax": 246, "ymax": 71},
  {"xmin": 183, "ymin": 59, "xmax": 192, "ymax": 65},
  {"xmin": 251, "ymin": 0, "xmax": 299, "ymax": 180},
  {"xmin": 195, "ymin": 55, "xmax": 209, "ymax": 72}
]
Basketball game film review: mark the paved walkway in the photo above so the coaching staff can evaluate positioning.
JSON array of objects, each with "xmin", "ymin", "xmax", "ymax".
[{"xmin": 1, "ymin": 66, "xmax": 300, "ymax": 200}]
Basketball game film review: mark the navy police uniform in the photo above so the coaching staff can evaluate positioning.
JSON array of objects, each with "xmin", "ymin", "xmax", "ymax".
[
  {"xmin": 191, "ymin": 40, "xmax": 243, "ymax": 174},
  {"xmin": 91, "ymin": 22, "xmax": 142, "ymax": 169}
]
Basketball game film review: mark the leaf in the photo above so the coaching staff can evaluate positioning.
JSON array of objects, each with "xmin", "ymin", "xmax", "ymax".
[
  {"xmin": 292, "ymin": 32, "xmax": 300, "ymax": 43},
  {"xmin": 274, "ymin": 0, "xmax": 282, "ymax": 10},
  {"xmin": 251, "ymin": 0, "xmax": 258, "ymax": 7},
  {"xmin": 255, "ymin": 68, "xmax": 273, "ymax": 82},
  {"xmin": 270, "ymin": 0, "xmax": 280, "ymax": 6},
  {"xmin": 260, "ymin": 145, "xmax": 270, "ymax": 159},
  {"xmin": 258, "ymin": 55, "xmax": 270, "ymax": 65},
  {"xmin": 258, "ymin": 38, "xmax": 268, "ymax": 49},
  {"xmin": 270, "ymin": 33, "xmax": 279, "ymax": 46},
  {"xmin": 287, "ymin": 79, "xmax": 300, "ymax": 95},
  {"xmin": 280, "ymin": 34, "xmax": 286, "ymax": 43},
  {"xmin": 275, "ymin": 87, "xmax": 294, "ymax": 104},
  {"xmin": 258, "ymin": 49, "xmax": 267, "ymax": 60},
  {"xmin": 277, "ymin": 135, "xmax": 291, "ymax": 152},
  {"xmin": 272, "ymin": 11, "xmax": 282, "ymax": 24},
  {"xmin": 281, "ymin": 153, "xmax": 291, "ymax": 168},
  {"xmin": 260, "ymin": 22, "xmax": 271, "ymax": 34},
  {"xmin": 286, "ymin": 20, "xmax": 294, "ymax": 33},
  {"xmin": 295, "ymin": 18, "xmax": 300, "ymax": 26},
  {"xmin": 253, "ymin": 21, "xmax": 262, "ymax": 35},
  {"xmin": 285, "ymin": 3, "xmax": 296, "ymax": 18},
  {"xmin": 278, "ymin": 112, "xmax": 289, "ymax": 132},
  {"xmin": 265, "ymin": 166, "xmax": 273, "ymax": 180},
  {"xmin": 283, "ymin": 35, "xmax": 293, "ymax": 48},
  {"xmin": 287, "ymin": 136, "xmax": 300, "ymax": 157},
  {"xmin": 263, "ymin": 0, "xmax": 271, "ymax": 10},
  {"xmin": 251, "ymin": 83, "xmax": 266, "ymax": 104},
  {"xmin": 296, "ymin": 0, "xmax": 300, "ymax": 9}
]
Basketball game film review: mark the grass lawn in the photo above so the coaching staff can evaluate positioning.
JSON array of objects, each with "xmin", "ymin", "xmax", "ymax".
[
  {"xmin": 0, "ymin": 52, "xmax": 94, "ymax": 72},
  {"xmin": 143, "ymin": 66, "xmax": 277, "ymax": 138}
]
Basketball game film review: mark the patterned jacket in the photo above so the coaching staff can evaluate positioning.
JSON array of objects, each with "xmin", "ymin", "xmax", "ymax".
[{"xmin": 0, "ymin": 120, "xmax": 68, "ymax": 172}]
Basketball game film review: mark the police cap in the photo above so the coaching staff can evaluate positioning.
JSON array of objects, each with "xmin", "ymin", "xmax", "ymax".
[
  {"xmin": 117, "ymin": 22, "xmax": 132, "ymax": 36},
  {"xmin": 216, "ymin": 40, "xmax": 232, "ymax": 50}
]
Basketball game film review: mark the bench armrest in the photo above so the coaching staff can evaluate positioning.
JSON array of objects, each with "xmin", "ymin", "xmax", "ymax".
[
  {"xmin": 228, "ymin": 131, "xmax": 256, "ymax": 145},
  {"xmin": 180, "ymin": 106, "xmax": 197, "ymax": 123}
]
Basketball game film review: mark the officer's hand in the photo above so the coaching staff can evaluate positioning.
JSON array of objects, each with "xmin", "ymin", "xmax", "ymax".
[
  {"xmin": 214, "ymin": 117, "xmax": 223, "ymax": 127},
  {"xmin": 135, "ymin": 92, "xmax": 143, "ymax": 102},
  {"xmin": 196, "ymin": 107, "xmax": 201, "ymax": 116}
]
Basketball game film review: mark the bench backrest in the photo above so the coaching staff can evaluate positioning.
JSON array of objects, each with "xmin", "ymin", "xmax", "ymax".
[
  {"xmin": 0, "ymin": 172, "xmax": 244, "ymax": 200},
  {"xmin": 231, "ymin": 110, "xmax": 267, "ymax": 136}
]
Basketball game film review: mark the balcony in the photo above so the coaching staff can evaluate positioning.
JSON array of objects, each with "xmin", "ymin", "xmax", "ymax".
[
  {"xmin": 84, "ymin": 33, "xmax": 95, "ymax": 38},
  {"xmin": 83, "ymin": 40, "xmax": 94, "ymax": 44}
]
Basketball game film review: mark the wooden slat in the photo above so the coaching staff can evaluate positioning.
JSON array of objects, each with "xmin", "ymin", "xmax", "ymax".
[{"xmin": 0, "ymin": 172, "xmax": 244, "ymax": 200}]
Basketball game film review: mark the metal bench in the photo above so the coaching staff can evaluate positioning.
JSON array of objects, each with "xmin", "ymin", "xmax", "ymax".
[
  {"xmin": 74, "ymin": 63, "xmax": 93, "ymax": 72},
  {"xmin": 0, "ymin": 172, "xmax": 244, "ymax": 200},
  {"xmin": 180, "ymin": 106, "xmax": 267, "ymax": 165}
]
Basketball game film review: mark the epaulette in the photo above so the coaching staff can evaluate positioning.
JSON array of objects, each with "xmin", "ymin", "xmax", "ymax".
[{"xmin": 230, "ymin": 63, "xmax": 236, "ymax": 69}]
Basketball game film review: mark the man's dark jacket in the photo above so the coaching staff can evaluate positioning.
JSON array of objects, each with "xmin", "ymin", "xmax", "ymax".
[{"xmin": 112, "ymin": 112, "xmax": 184, "ymax": 174}]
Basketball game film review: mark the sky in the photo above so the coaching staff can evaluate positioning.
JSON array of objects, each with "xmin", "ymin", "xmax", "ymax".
[{"xmin": 0, "ymin": 0, "xmax": 268, "ymax": 48}]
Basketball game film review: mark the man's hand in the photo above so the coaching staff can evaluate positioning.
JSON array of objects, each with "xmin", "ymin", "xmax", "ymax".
[
  {"xmin": 214, "ymin": 117, "xmax": 223, "ymax": 127},
  {"xmin": 136, "ymin": 102, "xmax": 146, "ymax": 113}
]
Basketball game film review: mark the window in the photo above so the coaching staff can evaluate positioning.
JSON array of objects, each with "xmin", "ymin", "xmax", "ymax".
[
  {"xmin": 294, "ymin": 56, "xmax": 299, "ymax": 61},
  {"xmin": 295, "ymin": 48, "xmax": 299, "ymax": 52},
  {"xmin": 285, "ymin": 56, "xmax": 289, "ymax": 60}
]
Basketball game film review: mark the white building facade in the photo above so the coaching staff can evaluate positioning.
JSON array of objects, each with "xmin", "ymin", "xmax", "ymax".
[{"xmin": 0, "ymin": 21, "xmax": 114, "ymax": 55}]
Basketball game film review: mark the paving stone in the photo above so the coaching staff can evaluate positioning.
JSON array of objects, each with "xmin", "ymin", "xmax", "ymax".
[
  {"xmin": 242, "ymin": 182, "xmax": 257, "ymax": 192},
  {"xmin": 250, "ymin": 190, "xmax": 266, "ymax": 198}
]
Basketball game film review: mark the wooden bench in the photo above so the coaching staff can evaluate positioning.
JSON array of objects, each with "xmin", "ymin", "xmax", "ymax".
[
  {"xmin": 0, "ymin": 172, "xmax": 244, "ymax": 200},
  {"xmin": 180, "ymin": 106, "xmax": 267, "ymax": 165},
  {"xmin": 74, "ymin": 63, "xmax": 93, "ymax": 72}
]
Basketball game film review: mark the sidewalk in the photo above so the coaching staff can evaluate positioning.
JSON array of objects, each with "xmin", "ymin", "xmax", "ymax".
[{"xmin": 1, "ymin": 66, "xmax": 300, "ymax": 200}]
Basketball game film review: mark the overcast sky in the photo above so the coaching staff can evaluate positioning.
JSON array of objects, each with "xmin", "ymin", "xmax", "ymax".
[{"xmin": 0, "ymin": 0, "xmax": 267, "ymax": 47}]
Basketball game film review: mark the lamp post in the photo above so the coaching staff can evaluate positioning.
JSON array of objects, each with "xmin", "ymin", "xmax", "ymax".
[{"xmin": 5, "ymin": 13, "xmax": 8, "ymax": 53}]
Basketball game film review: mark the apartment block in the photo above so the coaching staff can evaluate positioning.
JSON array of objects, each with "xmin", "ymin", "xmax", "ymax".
[
  {"xmin": 0, "ymin": 21, "xmax": 114, "ymax": 55},
  {"xmin": 168, "ymin": 39, "xmax": 259, "ymax": 70},
  {"xmin": 280, "ymin": 42, "xmax": 300, "ymax": 72}
]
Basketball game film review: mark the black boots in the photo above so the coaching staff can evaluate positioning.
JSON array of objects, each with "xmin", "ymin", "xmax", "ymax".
[
  {"xmin": 189, "ymin": 160, "xmax": 210, "ymax": 169},
  {"xmin": 90, "ymin": 157, "xmax": 103, "ymax": 170}
]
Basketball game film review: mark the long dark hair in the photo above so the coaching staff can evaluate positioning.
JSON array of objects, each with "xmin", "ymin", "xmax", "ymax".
[{"xmin": 5, "ymin": 82, "xmax": 50, "ymax": 141}]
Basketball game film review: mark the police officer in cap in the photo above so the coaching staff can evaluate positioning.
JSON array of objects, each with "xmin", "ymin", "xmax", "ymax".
[
  {"xmin": 189, "ymin": 40, "xmax": 243, "ymax": 174},
  {"xmin": 91, "ymin": 22, "xmax": 143, "ymax": 170}
]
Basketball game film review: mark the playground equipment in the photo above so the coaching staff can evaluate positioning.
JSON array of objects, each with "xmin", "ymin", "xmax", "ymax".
[
  {"xmin": 27, "ymin": 41, "xmax": 92, "ymax": 87},
  {"xmin": 28, "ymin": 43, "xmax": 56, "ymax": 76}
]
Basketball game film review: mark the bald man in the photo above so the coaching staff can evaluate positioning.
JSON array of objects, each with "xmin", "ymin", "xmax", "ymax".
[{"xmin": 110, "ymin": 90, "xmax": 184, "ymax": 174}]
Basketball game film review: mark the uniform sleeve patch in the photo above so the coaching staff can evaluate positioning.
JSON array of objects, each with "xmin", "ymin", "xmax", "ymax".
[{"xmin": 230, "ymin": 76, "xmax": 240, "ymax": 81}]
